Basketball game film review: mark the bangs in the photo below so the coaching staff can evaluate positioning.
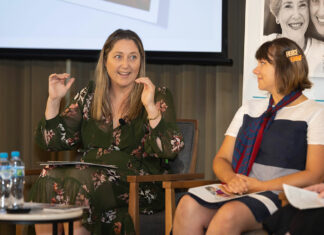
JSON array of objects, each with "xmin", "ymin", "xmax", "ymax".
[{"xmin": 255, "ymin": 41, "xmax": 275, "ymax": 64}]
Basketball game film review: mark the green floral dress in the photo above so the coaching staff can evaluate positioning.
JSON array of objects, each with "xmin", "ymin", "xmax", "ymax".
[{"xmin": 29, "ymin": 81, "xmax": 184, "ymax": 235}]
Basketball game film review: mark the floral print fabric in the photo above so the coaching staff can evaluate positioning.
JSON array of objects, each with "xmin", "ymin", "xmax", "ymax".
[{"xmin": 29, "ymin": 81, "xmax": 184, "ymax": 235}]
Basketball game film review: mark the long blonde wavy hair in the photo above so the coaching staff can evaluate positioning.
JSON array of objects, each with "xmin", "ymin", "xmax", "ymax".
[{"xmin": 92, "ymin": 29, "xmax": 145, "ymax": 121}]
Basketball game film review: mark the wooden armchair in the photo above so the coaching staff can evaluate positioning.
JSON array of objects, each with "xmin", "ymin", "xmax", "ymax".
[{"xmin": 127, "ymin": 119, "xmax": 201, "ymax": 235}]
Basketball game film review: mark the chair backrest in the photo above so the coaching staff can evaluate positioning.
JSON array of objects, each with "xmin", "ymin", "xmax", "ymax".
[{"xmin": 169, "ymin": 119, "xmax": 198, "ymax": 174}]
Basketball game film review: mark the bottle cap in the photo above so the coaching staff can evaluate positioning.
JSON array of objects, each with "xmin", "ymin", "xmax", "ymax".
[
  {"xmin": 0, "ymin": 152, "xmax": 8, "ymax": 159},
  {"xmin": 11, "ymin": 151, "xmax": 20, "ymax": 158}
]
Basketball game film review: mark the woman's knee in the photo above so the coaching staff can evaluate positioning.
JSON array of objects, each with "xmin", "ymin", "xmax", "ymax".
[
  {"xmin": 209, "ymin": 201, "xmax": 259, "ymax": 233},
  {"xmin": 174, "ymin": 195, "xmax": 216, "ymax": 235},
  {"xmin": 175, "ymin": 195, "xmax": 201, "ymax": 219},
  {"xmin": 214, "ymin": 201, "xmax": 255, "ymax": 229},
  {"xmin": 214, "ymin": 202, "xmax": 240, "ymax": 225}
]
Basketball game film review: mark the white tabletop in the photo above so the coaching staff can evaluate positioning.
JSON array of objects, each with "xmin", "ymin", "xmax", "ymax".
[{"xmin": 0, "ymin": 203, "xmax": 83, "ymax": 222}]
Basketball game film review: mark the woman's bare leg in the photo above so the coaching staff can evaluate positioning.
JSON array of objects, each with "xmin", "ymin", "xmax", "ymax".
[
  {"xmin": 206, "ymin": 201, "xmax": 262, "ymax": 235},
  {"xmin": 63, "ymin": 220, "xmax": 90, "ymax": 235},
  {"xmin": 35, "ymin": 223, "xmax": 63, "ymax": 235},
  {"xmin": 173, "ymin": 195, "xmax": 218, "ymax": 235}
]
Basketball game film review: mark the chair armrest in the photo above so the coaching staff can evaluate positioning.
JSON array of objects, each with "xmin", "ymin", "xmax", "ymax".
[
  {"xmin": 127, "ymin": 173, "xmax": 204, "ymax": 183},
  {"xmin": 127, "ymin": 173, "xmax": 204, "ymax": 235},
  {"xmin": 162, "ymin": 179, "xmax": 219, "ymax": 189},
  {"xmin": 278, "ymin": 191, "xmax": 289, "ymax": 207},
  {"xmin": 162, "ymin": 179, "xmax": 219, "ymax": 235},
  {"xmin": 26, "ymin": 169, "xmax": 42, "ymax": 176}
]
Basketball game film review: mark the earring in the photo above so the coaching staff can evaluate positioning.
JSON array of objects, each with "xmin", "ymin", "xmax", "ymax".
[{"xmin": 275, "ymin": 18, "xmax": 279, "ymax": 24}]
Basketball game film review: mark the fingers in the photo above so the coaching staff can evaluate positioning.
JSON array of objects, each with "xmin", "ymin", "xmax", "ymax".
[
  {"xmin": 222, "ymin": 184, "xmax": 235, "ymax": 194},
  {"xmin": 219, "ymin": 184, "xmax": 234, "ymax": 195},
  {"xmin": 49, "ymin": 73, "xmax": 70, "ymax": 82},
  {"xmin": 319, "ymin": 191, "xmax": 324, "ymax": 198},
  {"xmin": 135, "ymin": 77, "xmax": 155, "ymax": 88},
  {"xmin": 304, "ymin": 183, "xmax": 324, "ymax": 198},
  {"xmin": 304, "ymin": 185, "xmax": 316, "ymax": 191},
  {"xmin": 305, "ymin": 183, "xmax": 324, "ymax": 194},
  {"xmin": 136, "ymin": 77, "xmax": 156, "ymax": 108},
  {"xmin": 225, "ymin": 174, "xmax": 249, "ymax": 195},
  {"xmin": 48, "ymin": 73, "xmax": 75, "ymax": 101},
  {"xmin": 49, "ymin": 73, "xmax": 75, "ymax": 87},
  {"xmin": 66, "ymin": 77, "xmax": 75, "ymax": 90}
]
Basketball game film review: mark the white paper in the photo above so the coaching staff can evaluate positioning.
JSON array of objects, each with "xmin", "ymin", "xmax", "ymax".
[
  {"xmin": 283, "ymin": 184, "xmax": 324, "ymax": 209},
  {"xmin": 188, "ymin": 184, "xmax": 245, "ymax": 203}
]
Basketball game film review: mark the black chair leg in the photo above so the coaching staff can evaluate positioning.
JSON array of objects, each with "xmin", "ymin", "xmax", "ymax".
[
  {"xmin": 69, "ymin": 221, "xmax": 73, "ymax": 235},
  {"xmin": 52, "ymin": 222, "xmax": 58, "ymax": 235}
]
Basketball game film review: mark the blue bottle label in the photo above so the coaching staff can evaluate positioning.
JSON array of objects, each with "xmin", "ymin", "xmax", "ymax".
[
  {"xmin": 12, "ymin": 166, "xmax": 25, "ymax": 177},
  {"xmin": 0, "ymin": 165, "xmax": 11, "ymax": 179}
]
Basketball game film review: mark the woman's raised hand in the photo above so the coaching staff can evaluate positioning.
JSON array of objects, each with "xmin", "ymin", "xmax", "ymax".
[
  {"xmin": 135, "ymin": 77, "xmax": 161, "ymax": 129},
  {"xmin": 45, "ymin": 73, "xmax": 75, "ymax": 120},
  {"xmin": 135, "ymin": 77, "xmax": 156, "ymax": 111},
  {"xmin": 48, "ymin": 73, "xmax": 75, "ymax": 101}
]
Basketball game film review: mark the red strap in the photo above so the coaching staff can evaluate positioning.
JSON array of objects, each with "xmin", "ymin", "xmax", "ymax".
[
  {"xmin": 234, "ymin": 148, "xmax": 246, "ymax": 173},
  {"xmin": 246, "ymin": 116, "xmax": 269, "ymax": 175}
]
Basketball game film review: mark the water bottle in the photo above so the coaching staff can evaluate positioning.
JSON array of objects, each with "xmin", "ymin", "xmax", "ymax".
[
  {"xmin": 10, "ymin": 151, "xmax": 25, "ymax": 208},
  {"xmin": 0, "ymin": 152, "xmax": 11, "ymax": 209}
]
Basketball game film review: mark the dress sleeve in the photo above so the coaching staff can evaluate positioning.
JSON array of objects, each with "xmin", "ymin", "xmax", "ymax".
[
  {"xmin": 143, "ymin": 87, "xmax": 184, "ymax": 159},
  {"xmin": 307, "ymin": 106, "xmax": 324, "ymax": 145},
  {"xmin": 225, "ymin": 105, "xmax": 245, "ymax": 137},
  {"xmin": 35, "ymin": 82, "xmax": 94, "ymax": 151}
]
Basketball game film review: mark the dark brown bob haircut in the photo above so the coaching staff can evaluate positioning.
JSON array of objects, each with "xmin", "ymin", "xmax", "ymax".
[{"xmin": 255, "ymin": 37, "xmax": 312, "ymax": 95}]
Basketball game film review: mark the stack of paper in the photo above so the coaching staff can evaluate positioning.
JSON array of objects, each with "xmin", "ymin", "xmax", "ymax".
[{"xmin": 283, "ymin": 184, "xmax": 324, "ymax": 209}]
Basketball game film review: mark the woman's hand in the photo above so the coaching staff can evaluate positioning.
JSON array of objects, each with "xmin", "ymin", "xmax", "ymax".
[
  {"xmin": 135, "ymin": 77, "xmax": 159, "ymax": 117},
  {"xmin": 236, "ymin": 174, "xmax": 264, "ymax": 193},
  {"xmin": 305, "ymin": 183, "xmax": 324, "ymax": 198},
  {"xmin": 45, "ymin": 73, "xmax": 75, "ymax": 120},
  {"xmin": 48, "ymin": 73, "xmax": 75, "ymax": 102},
  {"xmin": 222, "ymin": 174, "xmax": 249, "ymax": 195}
]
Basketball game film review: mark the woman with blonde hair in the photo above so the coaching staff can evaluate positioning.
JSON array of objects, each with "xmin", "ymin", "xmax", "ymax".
[{"xmin": 30, "ymin": 29, "xmax": 184, "ymax": 235}]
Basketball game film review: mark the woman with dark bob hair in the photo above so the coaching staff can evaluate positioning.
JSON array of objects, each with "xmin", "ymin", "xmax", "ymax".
[
  {"xmin": 173, "ymin": 37, "xmax": 324, "ymax": 235},
  {"xmin": 29, "ymin": 29, "xmax": 184, "ymax": 235}
]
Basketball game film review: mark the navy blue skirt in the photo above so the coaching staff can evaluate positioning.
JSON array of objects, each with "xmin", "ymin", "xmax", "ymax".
[{"xmin": 188, "ymin": 191, "xmax": 281, "ymax": 222}]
